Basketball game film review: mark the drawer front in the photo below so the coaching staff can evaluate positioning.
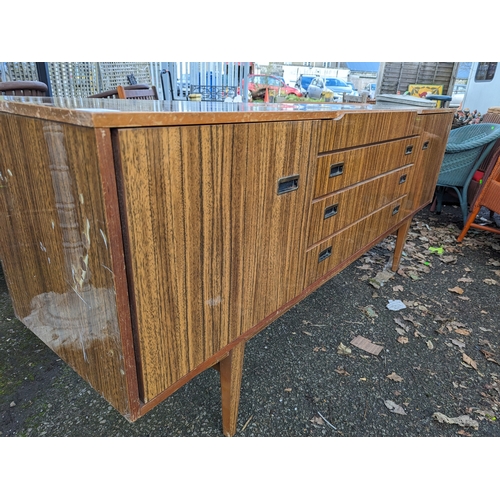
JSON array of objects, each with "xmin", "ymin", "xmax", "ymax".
[
  {"xmin": 308, "ymin": 164, "xmax": 413, "ymax": 247},
  {"xmin": 314, "ymin": 137, "xmax": 418, "ymax": 198},
  {"xmin": 318, "ymin": 111, "xmax": 417, "ymax": 152},
  {"xmin": 304, "ymin": 196, "xmax": 407, "ymax": 287}
]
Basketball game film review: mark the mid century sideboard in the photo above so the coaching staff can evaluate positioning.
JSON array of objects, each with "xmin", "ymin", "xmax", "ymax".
[{"xmin": 0, "ymin": 97, "xmax": 453, "ymax": 435}]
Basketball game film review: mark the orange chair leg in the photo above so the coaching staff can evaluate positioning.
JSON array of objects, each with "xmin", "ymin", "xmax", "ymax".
[{"xmin": 457, "ymin": 205, "xmax": 482, "ymax": 242}]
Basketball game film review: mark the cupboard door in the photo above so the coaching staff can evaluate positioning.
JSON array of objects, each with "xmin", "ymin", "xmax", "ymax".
[{"xmin": 114, "ymin": 121, "xmax": 318, "ymax": 402}]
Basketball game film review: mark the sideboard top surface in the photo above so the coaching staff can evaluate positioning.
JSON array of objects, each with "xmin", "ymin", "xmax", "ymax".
[{"xmin": 0, "ymin": 96, "xmax": 453, "ymax": 128}]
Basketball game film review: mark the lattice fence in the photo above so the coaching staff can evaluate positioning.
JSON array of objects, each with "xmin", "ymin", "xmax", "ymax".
[
  {"xmin": 1, "ymin": 62, "xmax": 39, "ymax": 82},
  {"xmin": 1, "ymin": 62, "xmax": 162, "ymax": 98},
  {"xmin": 48, "ymin": 62, "xmax": 100, "ymax": 97}
]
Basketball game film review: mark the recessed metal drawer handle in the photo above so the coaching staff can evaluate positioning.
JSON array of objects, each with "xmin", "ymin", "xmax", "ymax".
[
  {"xmin": 392, "ymin": 205, "xmax": 400, "ymax": 216},
  {"xmin": 329, "ymin": 162, "xmax": 344, "ymax": 178},
  {"xmin": 422, "ymin": 141, "xmax": 430, "ymax": 150},
  {"xmin": 324, "ymin": 204, "xmax": 338, "ymax": 219},
  {"xmin": 318, "ymin": 246, "xmax": 332, "ymax": 263},
  {"xmin": 405, "ymin": 145, "xmax": 414, "ymax": 155},
  {"xmin": 399, "ymin": 174, "xmax": 407, "ymax": 184},
  {"xmin": 277, "ymin": 174, "xmax": 299, "ymax": 195}
]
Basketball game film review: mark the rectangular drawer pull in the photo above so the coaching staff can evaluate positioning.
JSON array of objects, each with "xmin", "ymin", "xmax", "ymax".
[
  {"xmin": 405, "ymin": 145, "xmax": 414, "ymax": 155},
  {"xmin": 318, "ymin": 246, "xmax": 332, "ymax": 263},
  {"xmin": 329, "ymin": 162, "xmax": 344, "ymax": 178},
  {"xmin": 277, "ymin": 174, "xmax": 299, "ymax": 195},
  {"xmin": 422, "ymin": 141, "xmax": 430, "ymax": 150},
  {"xmin": 392, "ymin": 205, "xmax": 400, "ymax": 216},
  {"xmin": 324, "ymin": 204, "xmax": 338, "ymax": 219},
  {"xmin": 399, "ymin": 174, "xmax": 407, "ymax": 184}
]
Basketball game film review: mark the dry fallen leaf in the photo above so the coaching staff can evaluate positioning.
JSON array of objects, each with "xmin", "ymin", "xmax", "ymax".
[
  {"xmin": 334, "ymin": 367, "xmax": 350, "ymax": 376},
  {"xmin": 451, "ymin": 339, "xmax": 466, "ymax": 348},
  {"xmin": 284, "ymin": 388, "xmax": 292, "ymax": 392},
  {"xmin": 480, "ymin": 350, "xmax": 500, "ymax": 365},
  {"xmin": 440, "ymin": 255, "xmax": 457, "ymax": 264},
  {"xmin": 337, "ymin": 343, "xmax": 352, "ymax": 355},
  {"xmin": 310, "ymin": 416, "xmax": 324, "ymax": 426},
  {"xmin": 448, "ymin": 286, "xmax": 464, "ymax": 295},
  {"xmin": 462, "ymin": 353, "xmax": 477, "ymax": 370},
  {"xmin": 394, "ymin": 317, "xmax": 410, "ymax": 331},
  {"xmin": 454, "ymin": 328, "xmax": 470, "ymax": 336},
  {"xmin": 393, "ymin": 285, "xmax": 404, "ymax": 292},
  {"xmin": 360, "ymin": 305, "xmax": 378, "ymax": 321},
  {"xmin": 427, "ymin": 340, "xmax": 434, "ymax": 350},
  {"xmin": 458, "ymin": 277, "xmax": 474, "ymax": 283},
  {"xmin": 313, "ymin": 346, "xmax": 327, "ymax": 352},
  {"xmin": 433, "ymin": 412, "xmax": 478, "ymax": 430},
  {"xmin": 303, "ymin": 331, "xmax": 313, "ymax": 336},
  {"xmin": 397, "ymin": 336, "xmax": 409, "ymax": 344},
  {"xmin": 483, "ymin": 279, "xmax": 498, "ymax": 286},
  {"xmin": 387, "ymin": 372, "xmax": 403, "ymax": 382},
  {"xmin": 384, "ymin": 400, "xmax": 407, "ymax": 415}
]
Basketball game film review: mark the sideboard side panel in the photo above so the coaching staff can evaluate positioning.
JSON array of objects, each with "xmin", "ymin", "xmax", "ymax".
[
  {"xmin": 0, "ymin": 114, "xmax": 132, "ymax": 416},
  {"xmin": 403, "ymin": 112, "xmax": 454, "ymax": 216}
]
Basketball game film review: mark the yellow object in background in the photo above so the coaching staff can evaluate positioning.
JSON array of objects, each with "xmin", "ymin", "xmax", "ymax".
[{"xmin": 408, "ymin": 84, "xmax": 444, "ymax": 107}]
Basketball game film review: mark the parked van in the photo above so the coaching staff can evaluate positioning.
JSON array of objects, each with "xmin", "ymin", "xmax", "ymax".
[{"xmin": 462, "ymin": 62, "xmax": 500, "ymax": 114}]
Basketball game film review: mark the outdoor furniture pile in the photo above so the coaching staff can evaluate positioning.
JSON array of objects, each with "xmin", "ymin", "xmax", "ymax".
[{"xmin": 432, "ymin": 122, "xmax": 500, "ymax": 225}]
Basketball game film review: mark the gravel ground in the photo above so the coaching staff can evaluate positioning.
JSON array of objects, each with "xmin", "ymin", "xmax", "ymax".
[{"xmin": 1, "ymin": 204, "xmax": 500, "ymax": 439}]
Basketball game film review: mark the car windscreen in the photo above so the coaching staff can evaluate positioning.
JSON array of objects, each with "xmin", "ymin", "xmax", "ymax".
[{"xmin": 325, "ymin": 78, "xmax": 347, "ymax": 87}]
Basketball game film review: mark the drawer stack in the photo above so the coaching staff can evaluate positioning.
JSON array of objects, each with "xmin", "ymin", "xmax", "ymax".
[{"xmin": 305, "ymin": 111, "xmax": 419, "ymax": 286}]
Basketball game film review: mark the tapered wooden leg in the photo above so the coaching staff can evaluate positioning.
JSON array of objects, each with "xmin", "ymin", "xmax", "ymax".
[
  {"xmin": 391, "ymin": 218, "xmax": 413, "ymax": 272},
  {"xmin": 457, "ymin": 205, "xmax": 482, "ymax": 242},
  {"xmin": 219, "ymin": 341, "xmax": 245, "ymax": 437}
]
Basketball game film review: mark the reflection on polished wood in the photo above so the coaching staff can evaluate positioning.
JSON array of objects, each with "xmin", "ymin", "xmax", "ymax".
[{"xmin": 0, "ymin": 97, "xmax": 453, "ymax": 435}]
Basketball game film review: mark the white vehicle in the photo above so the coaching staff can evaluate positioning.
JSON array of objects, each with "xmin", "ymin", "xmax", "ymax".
[
  {"xmin": 461, "ymin": 62, "xmax": 500, "ymax": 114},
  {"xmin": 450, "ymin": 84, "xmax": 466, "ymax": 108},
  {"xmin": 306, "ymin": 77, "xmax": 354, "ymax": 100}
]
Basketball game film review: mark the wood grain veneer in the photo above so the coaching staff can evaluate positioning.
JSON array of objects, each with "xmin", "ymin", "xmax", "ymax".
[
  {"xmin": 314, "ymin": 137, "xmax": 417, "ymax": 198},
  {"xmin": 0, "ymin": 113, "xmax": 134, "ymax": 416},
  {"xmin": 318, "ymin": 111, "xmax": 417, "ymax": 152},
  {"xmin": 113, "ymin": 121, "xmax": 318, "ymax": 402},
  {"xmin": 0, "ymin": 100, "xmax": 454, "ymax": 435},
  {"xmin": 307, "ymin": 164, "xmax": 413, "ymax": 247},
  {"xmin": 304, "ymin": 196, "xmax": 407, "ymax": 286},
  {"xmin": 402, "ymin": 113, "xmax": 454, "ymax": 216}
]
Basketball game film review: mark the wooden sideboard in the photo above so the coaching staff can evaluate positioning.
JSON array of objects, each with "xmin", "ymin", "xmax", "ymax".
[{"xmin": 0, "ymin": 97, "xmax": 453, "ymax": 435}]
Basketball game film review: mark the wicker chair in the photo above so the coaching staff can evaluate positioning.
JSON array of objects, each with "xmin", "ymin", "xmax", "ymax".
[
  {"xmin": 117, "ymin": 85, "xmax": 158, "ymax": 100},
  {"xmin": 433, "ymin": 123, "xmax": 500, "ymax": 225},
  {"xmin": 87, "ymin": 84, "xmax": 151, "ymax": 99},
  {"xmin": 0, "ymin": 81, "xmax": 48, "ymax": 96}
]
